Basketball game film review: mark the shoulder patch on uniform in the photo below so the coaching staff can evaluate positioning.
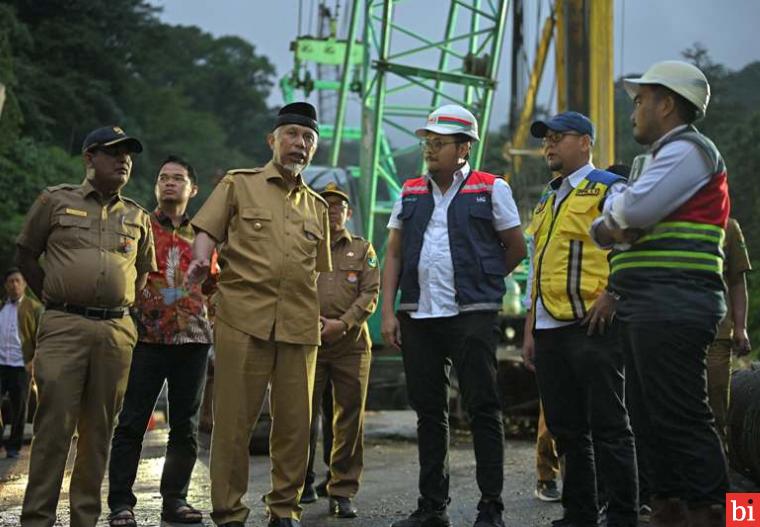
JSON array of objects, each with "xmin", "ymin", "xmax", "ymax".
[
  {"xmin": 46, "ymin": 183, "xmax": 78, "ymax": 193},
  {"xmin": 586, "ymin": 169, "xmax": 624, "ymax": 187},
  {"xmin": 121, "ymin": 196, "xmax": 150, "ymax": 214},
  {"xmin": 366, "ymin": 244, "xmax": 378, "ymax": 268},
  {"xmin": 227, "ymin": 167, "xmax": 265, "ymax": 175}
]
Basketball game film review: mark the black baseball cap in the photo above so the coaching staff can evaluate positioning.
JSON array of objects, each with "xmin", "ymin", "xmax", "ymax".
[
  {"xmin": 273, "ymin": 102, "xmax": 319, "ymax": 135},
  {"xmin": 530, "ymin": 111, "xmax": 595, "ymax": 143},
  {"xmin": 82, "ymin": 126, "xmax": 143, "ymax": 154}
]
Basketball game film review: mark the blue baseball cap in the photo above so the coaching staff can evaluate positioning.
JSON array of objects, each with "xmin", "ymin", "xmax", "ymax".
[{"xmin": 530, "ymin": 111, "xmax": 595, "ymax": 143}]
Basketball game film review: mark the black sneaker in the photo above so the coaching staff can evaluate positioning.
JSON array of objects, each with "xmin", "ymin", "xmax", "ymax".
[
  {"xmin": 390, "ymin": 498, "xmax": 451, "ymax": 527},
  {"xmin": 300, "ymin": 484, "xmax": 317, "ymax": 504},
  {"xmin": 535, "ymin": 480, "xmax": 561, "ymax": 502},
  {"xmin": 474, "ymin": 500, "xmax": 505, "ymax": 527}
]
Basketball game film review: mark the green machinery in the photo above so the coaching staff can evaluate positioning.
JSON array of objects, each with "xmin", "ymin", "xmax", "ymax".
[
  {"xmin": 281, "ymin": 0, "xmax": 514, "ymax": 345},
  {"xmin": 281, "ymin": 0, "xmax": 509, "ymax": 245}
]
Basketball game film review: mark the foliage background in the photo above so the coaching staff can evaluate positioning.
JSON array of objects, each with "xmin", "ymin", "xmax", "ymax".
[{"xmin": 1, "ymin": 3, "xmax": 759, "ymax": 352}]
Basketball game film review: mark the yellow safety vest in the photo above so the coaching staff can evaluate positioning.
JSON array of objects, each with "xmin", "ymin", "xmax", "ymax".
[{"xmin": 527, "ymin": 172, "xmax": 620, "ymax": 321}]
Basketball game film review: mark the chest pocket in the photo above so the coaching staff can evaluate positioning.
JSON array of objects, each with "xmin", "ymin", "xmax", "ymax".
[
  {"xmin": 338, "ymin": 257, "xmax": 363, "ymax": 289},
  {"xmin": 111, "ymin": 219, "xmax": 142, "ymax": 258},
  {"xmin": 297, "ymin": 220, "xmax": 324, "ymax": 257},
  {"xmin": 51, "ymin": 214, "xmax": 92, "ymax": 248},
  {"xmin": 558, "ymin": 195, "xmax": 600, "ymax": 239},
  {"xmin": 240, "ymin": 207, "xmax": 273, "ymax": 239}
]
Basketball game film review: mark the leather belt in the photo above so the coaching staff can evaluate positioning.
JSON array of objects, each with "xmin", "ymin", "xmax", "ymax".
[{"xmin": 46, "ymin": 303, "xmax": 129, "ymax": 320}]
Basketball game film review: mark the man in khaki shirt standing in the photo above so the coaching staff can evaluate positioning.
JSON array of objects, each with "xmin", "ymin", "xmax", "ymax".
[
  {"xmin": 15, "ymin": 126, "xmax": 156, "ymax": 527},
  {"xmin": 188, "ymin": 102, "xmax": 331, "ymax": 527},
  {"xmin": 707, "ymin": 217, "xmax": 752, "ymax": 449},
  {"xmin": 301, "ymin": 182, "xmax": 380, "ymax": 518}
]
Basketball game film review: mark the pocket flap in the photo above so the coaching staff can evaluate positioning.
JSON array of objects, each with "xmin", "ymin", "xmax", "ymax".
[
  {"xmin": 304, "ymin": 222, "xmax": 324, "ymax": 240},
  {"xmin": 57, "ymin": 215, "xmax": 91, "ymax": 228},
  {"xmin": 241, "ymin": 207, "xmax": 273, "ymax": 220}
]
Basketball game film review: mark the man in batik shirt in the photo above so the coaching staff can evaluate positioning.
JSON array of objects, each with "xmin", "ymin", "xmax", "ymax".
[{"xmin": 107, "ymin": 155, "xmax": 217, "ymax": 526}]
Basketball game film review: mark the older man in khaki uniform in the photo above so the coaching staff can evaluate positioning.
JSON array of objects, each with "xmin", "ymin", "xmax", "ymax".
[
  {"xmin": 16, "ymin": 126, "xmax": 156, "ymax": 527},
  {"xmin": 188, "ymin": 102, "xmax": 331, "ymax": 527},
  {"xmin": 301, "ymin": 182, "xmax": 380, "ymax": 518}
]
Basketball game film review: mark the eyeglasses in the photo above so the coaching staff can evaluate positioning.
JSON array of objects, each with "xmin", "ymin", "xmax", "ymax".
[
  {"xmin": 419, "ymin": 139, "xmax": 464, "ymax": 152},
  {"xmin": 542, "ymin": 131, "xmax": 584, "ymax": 146}
]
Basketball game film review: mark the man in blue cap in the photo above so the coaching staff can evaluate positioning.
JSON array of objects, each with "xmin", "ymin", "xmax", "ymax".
[
  {"xmin": 17, "ymin": 125, "xmax": 156, "ymax": 527},
  {"xmin": 522, "ymin": 111, "xmax": 638, "ymax": 527}
]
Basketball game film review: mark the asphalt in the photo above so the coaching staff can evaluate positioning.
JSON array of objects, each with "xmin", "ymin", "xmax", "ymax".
[
  {"xmin": 1, "ymin": 410, "xmax": 756, "ymax": 526},
  {"xmin": 0, "ymin": 410, "xmax": 561, "ymax": 526}
]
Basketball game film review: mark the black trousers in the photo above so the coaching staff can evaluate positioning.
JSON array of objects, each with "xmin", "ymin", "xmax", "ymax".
[
  {"xmin": 621, "ymin": 320, "xmax": 728, "ymax": 506},
  {"xmin": 534, "ymin": 322, "xmax": 638, "ymax": 527},
  {"xmin": 400, "ymin": 311, "xmax": 504, "ymax": 507},
  {"xmin": 0, "ymin": 365, "xmax": 30, "ymax": 452},
  {"xmin": 305, "ymin": 379, "xmax": 334, "ymax": 486},
  {"xmin": 108, "ymin": 342, "xmax": 209, "ymax": 510}
]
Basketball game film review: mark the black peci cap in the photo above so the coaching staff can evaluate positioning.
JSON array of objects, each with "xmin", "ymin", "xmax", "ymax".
[{"xmin": 273, "ymin": 102, "xmax": 319, "ymax": 135}]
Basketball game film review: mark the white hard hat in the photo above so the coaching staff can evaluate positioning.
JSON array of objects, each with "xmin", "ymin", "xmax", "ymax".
[
  {"xmin": 623, "ymin": 60, "xmax": 710, "ymax": 119},
  {"xmin": 415, "ymin": 104, "xmax": 480, "ymax": 141}
]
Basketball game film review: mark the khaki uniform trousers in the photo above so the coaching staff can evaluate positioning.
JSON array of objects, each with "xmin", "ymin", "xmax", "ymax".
[
  {"xmin": 210, "ymin": 318, "xmax": 317, "ymax": 524},
  {"xmin": 706, "ymin": 339, "xmax": 731, "ymax": 452},
  {"xmin": 311, "ymin": 329, "xmax": 371, "ymax": 498},
  {"xmin": 21, "ymin": 310, "xmax": 136, "ymax": 527},
  {"xmin": 536, "ymin": 402, "xmax": 560, "ymax": 482}
]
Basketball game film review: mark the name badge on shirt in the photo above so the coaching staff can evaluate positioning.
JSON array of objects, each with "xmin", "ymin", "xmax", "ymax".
[
  {"xmin": 575, "ymin": 188, "xmax": 600, "ymax": 197},
  {"xmin": 65, "ymin": 208, "xmax": 88, "ymax": 217}
]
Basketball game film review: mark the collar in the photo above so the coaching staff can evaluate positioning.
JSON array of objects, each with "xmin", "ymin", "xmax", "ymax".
[
  {"xmin": 81, "ymin": 179, "xmax": 123, "ymax": 204},
  {"xmin": 2, "ymin": 296, "xmax": 22, "ymax": 307},
  {"xmin": 153, "ymin": 208, "xmax": 190, "ymax": 227},
  {"xmin": 549, "ymin": 162, "xmax": 595, "ymax": 190},
  {"xmin": 331, "ymin": 229, "xmax": 353, "ymax": 246},
  {"xmin": 423, "ymin": 162, "xmax": 471, "ymax": 184},
  {"xmin": 650, "ymin": 124, "xmax": 690, "ymax": 152},
  {"xmin": 264, "ymin": 160, "xmax": 305, "ymax": 188}
]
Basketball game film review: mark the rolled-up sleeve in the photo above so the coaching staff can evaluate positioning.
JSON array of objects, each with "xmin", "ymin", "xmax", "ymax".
[
  {"xmin": 386, "ymin": 195, "xmax": 404, "ymax": 230},
  {"xmin": 492, "ymin": 178, "xmax": 521, "ymax": 231}
]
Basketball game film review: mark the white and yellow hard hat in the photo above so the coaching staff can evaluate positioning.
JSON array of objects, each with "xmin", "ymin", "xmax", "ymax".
[{"xmin": 623, "ymin": 60, "xmax": 710, "ymax": 119}]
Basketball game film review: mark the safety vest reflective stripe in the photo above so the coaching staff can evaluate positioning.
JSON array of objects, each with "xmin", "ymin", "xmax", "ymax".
[
  {"xmin": 610, "ymin": 250, "xmax": 723, "ymax": 274},
  {"xmin": 636, "ymin": 221, "xmax": 725, "ymax": 245}
]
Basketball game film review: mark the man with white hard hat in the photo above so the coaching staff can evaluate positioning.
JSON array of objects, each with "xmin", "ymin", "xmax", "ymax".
[
  {"xmin": 382, "ymin": 104, "xmax": 526, "ymax": 527},
  {"xmin": 591, "ymin": 60, "xmax": 729, "ymax": 527}
]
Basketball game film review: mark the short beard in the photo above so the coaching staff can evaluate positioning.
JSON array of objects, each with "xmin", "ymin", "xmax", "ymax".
[{"xmin": 280, "ymin": 161, "xmax": 308, "ymax": 176}]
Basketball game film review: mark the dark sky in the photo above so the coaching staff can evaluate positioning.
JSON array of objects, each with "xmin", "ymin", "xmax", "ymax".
[{"xmin": 150, "ymin": 0, "xmax": 759, "ymax": 130}]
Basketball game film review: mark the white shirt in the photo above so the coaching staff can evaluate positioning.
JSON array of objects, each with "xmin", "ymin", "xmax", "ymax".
[
  {"xmin": 0, "ymin": 299, "xmax": 23, "ymax": 367},
  {"xmin": 531, "ymin": 163, "xmax": 598, "ymax": 329},
  {"xmin": 590, "ymin": 124, "xmax": 714, "ymax": 249},
  {"xmin": 387, "ymin": 163, "xmax": 522, "ymax": 319}
]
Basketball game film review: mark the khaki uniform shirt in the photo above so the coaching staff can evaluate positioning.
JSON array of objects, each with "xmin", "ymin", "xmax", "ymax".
[
  {"xmin": 191, "ymin": 161, "xmax": 331, "ymax": 345},
  {"xmin": 16, "ymin": 180, "xmax": 156, "ymax": 307},
  {"xmin": 716, "ymin": 218, "xmax": 752, "ymax": 339},
  {"xmin": 318, "ymin": 229, "xmax": 380, "ymax": 350}
]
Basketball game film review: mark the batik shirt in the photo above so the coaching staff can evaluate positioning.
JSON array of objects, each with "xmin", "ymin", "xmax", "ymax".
[{"xmin": 133, "ymin": 209, "xmax": 215, "ymax": 345}]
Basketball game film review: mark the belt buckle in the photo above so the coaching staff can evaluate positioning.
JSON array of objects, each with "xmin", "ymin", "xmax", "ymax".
[{"xmin": 84, "ymin": 307, "xmax": 106, "ymax": 320}]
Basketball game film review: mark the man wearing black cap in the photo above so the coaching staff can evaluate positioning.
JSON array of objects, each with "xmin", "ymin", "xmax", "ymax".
[
  {"xmin": 16, "ymin": 126, "xmax": 156, "ymax": 527},
  {"xmin": 522, "ymin": 112, "xmax": 638, "ymax": 527},
  {"xmin": 187, "ymin": 102, "xmax": 331, "ymax": 527},
  {"xmin": 301, "ymin": 182, "xmax": 380, "ymax": 518}
]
